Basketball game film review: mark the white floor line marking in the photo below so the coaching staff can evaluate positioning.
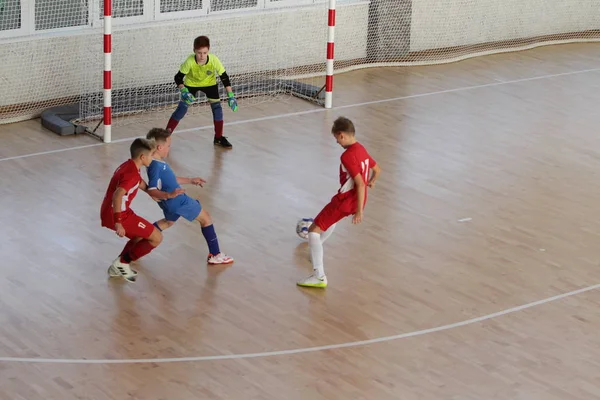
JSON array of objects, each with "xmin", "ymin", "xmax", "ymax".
[
  {"xmin": 2, "ymin": 66, "xmax": 599, "ymax": 164},
  {"xmin": 1, "ymin": 282, "xmax": 598, "ymax": 364},
  {"xmin": 0, "ymin": 142, "xmax": 111, "ymax": 162}
]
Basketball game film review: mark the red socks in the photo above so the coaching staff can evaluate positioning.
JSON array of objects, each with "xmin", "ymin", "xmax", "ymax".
[
  {"xmin": 121, "ymin": 240, "xmax": 156, "ymax": 263},
  {"xmin": 214, "ymin": 120, "xmax": 224, "ymax": 139},
  {"xmin": 166, "ymin": 117, "xmax": 179, "ymax": 133},
  {"xmin": 119, "ymin": 239, "xmax": 137, "ymax": 257}
]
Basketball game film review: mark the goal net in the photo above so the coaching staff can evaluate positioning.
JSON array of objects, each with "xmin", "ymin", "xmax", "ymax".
[
  {"xmin": 78, "ymin": 0, "xmax": 336, "ymax": 136},
  {"xmin": 1, "ymin": 0, "xmax": 599, "ymax": 138}
]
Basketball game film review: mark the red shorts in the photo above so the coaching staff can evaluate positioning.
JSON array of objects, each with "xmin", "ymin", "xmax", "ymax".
[
  {"xmin": 313, "ymin": 195, "xmax": 357, "ymax": 232},
  {"xmin": 102, "ymin": 211, "xmax": 155, "ymax": 240}
]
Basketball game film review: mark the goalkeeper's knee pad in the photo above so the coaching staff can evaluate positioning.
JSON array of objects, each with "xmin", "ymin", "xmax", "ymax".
[
  {"xmin": 172, "ymin": 101, "xmax": 189, "ymax": 121},
  {"xmin": 210, "ymin": 101, "xmax": 223, "ymax": 121}
]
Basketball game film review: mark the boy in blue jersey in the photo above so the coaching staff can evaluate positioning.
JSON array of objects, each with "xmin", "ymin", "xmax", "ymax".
[
  {"xmin": 165, "ymin": 35, "xmax": 238, "ymax": 149},
  {"xmin": 145, "ymin": 128, "xmax": 234, "ymax": 265}
]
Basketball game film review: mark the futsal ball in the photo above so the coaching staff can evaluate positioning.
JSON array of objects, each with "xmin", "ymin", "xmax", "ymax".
[{"xmin": 296, "ymin": 218, "xmax": 314, "ymax": 240}]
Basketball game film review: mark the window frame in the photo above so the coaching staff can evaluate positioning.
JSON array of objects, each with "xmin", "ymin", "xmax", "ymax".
[
  {"xmin": 206, "ymin": 0, "xmax": 264, "ymax": 14},
  {"xmin": 153, "ymin": 0, "xmax": 207, "ymax": 21},
  {"xmin": 0, "ymin": 0, "xmax": 358, "ymax": 39},
  {"xmin": 0, "ymin": 0, "xmax": 31, "ymax": 38},
  {"xmin": 90, "ymin": 0, "xmax": 153, "ymax": 28},
  {"xmin": 264, "ymin": 0, "xmax": 314, "ymax": 9}
]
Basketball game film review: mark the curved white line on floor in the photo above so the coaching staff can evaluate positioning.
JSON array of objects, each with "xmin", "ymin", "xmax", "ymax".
[
  {"xmin": 0, "ymin": 282, "xmax": 598, "ymax": 364},
  {"xmin": 1, "ymin": 66, "xmax": 599, "ymax": 163}
]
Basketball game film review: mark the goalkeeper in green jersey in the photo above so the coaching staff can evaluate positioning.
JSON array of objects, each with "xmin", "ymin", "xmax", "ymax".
[{"xmin": 166, "ymin": 35, "xmax": 238, "ymax": 149}]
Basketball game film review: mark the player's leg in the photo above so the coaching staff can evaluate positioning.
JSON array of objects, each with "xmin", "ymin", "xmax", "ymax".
[
  {"xmin": 175, "ymin": 194, "xmax": 233, "ymax": 264},
  {"xmin": 297, "ymin": 199, "xmax": 349, "ymax": 288},
  {"xmin": 119, "ymin": 237, "xmax": 142, "ymax": 261},
  {"xmin": 201, "ymin": 85, "xmax": 232, "ymax": 149},
  {"xmin": 152, "ymin": 219, "xmax": 175, "ymax": 232},
  {"xmin": 166, "ymin": 100, "xmax": 189, "ymax": 134},
  {"xmin": 110, "ymin": 242, "xmax": 140, "ymax": 280},
  {"xmin": 196, "ymin": 208, "xmax": 234, "ymax": 265},
  {"xmin": 318, "ymin": 223, "xmax": 337, "ymax": 244},
  {"xmin": 165, "ymin": 86, "xmax": 200, "ymax": 133},
  {"xmin": 120, "ymin": 238, "xmax": 141, "ymax": 255},
  {"xmin": 102, "ymin": 215, "xmax": 140, "ymax": 277},
  {"xmin": 109, "ymin": 214, "xmax": 163, "ymax": 282},
  {"xmin": 300, "ymin": 222, "xmax": 337, "ymax": 262},
  {"xmin": 152, "ymin": 201, "xmax": 177, "ymax": 232},
  {"xmin": 209, "ymin": 99, "xmax": 231, "ymax": 148}
]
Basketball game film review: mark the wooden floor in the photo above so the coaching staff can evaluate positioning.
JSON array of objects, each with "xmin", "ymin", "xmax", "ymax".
[{"xmin": 2, "ymin": 43, "xmax": 600, "ymax": 399}]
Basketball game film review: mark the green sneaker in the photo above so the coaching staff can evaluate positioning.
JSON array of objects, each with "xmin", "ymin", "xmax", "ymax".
[{"xmin": 297, "ymin": 274, "xmax": 327, "ymax": 288}]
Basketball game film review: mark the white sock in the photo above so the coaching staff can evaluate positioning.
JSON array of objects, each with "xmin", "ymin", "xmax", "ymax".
[
  {"xmin": 308, "ymin": 232, "xmax": 325, "ymax": 278},
  {"xmin": 320, "ymin": 224, "xmax": 336, "ymax": 244}
]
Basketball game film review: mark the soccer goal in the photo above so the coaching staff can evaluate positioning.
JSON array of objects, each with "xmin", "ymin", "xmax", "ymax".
[
  {"xmin": 1, "ymin": 0, "xmax": 599, "ymax": 143},
  {"xmin": 90, "ymin": 0, "xmax": 342, "ymax": 143}
]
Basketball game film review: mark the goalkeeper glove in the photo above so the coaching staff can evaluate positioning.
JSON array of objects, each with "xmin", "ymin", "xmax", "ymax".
[
  {"xmin": 227, "ymin": 92, "xmax": 238, "ymax": 112},
  {"xmin": 180, "ymin": 87, "xmax": 196, "ymax": 105}
]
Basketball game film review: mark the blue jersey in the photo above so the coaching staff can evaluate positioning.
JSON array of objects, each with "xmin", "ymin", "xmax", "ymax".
[
  {"xmin": 147, "ymin": 159, "xmax": 181, "ymax": 197},
  {"xmin": 147, "ymin": 158, "xmax": 202, "ymax": 221}
]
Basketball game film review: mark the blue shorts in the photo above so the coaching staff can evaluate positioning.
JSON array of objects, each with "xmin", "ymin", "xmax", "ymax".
[{"xmin": 159, "ymin": 194, "xmax": 202, "ymax": 222}]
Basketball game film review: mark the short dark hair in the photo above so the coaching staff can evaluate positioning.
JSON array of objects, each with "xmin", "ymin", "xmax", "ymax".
[
  {"xmin": 146, "ymin": 127, "xmax": 171, "ymax": 144},
  {"xmin": 331, "ymin": 116, "xmax": 355, "ymax": 136},
  {"xmin": 194, "ymin": 35, "xmax": 210, "ymax": 50},
  {"xmin": 130, "ymin": 138, "xmax": 156, "ymax": 159}
]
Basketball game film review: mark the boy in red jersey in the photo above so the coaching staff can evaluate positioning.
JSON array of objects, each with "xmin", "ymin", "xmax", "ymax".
[
  {"xmin": 297, "ymin": 117, "xmax": 382, "ymax": 288},
  {"xmin": 100, "ymin": 138, "xmax": 182, "ymax": 283}
]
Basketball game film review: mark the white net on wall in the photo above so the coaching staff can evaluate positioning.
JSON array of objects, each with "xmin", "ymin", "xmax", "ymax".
[{"xmin": 1, "ymin": 0, "xmax": 599, "ymax": 132}]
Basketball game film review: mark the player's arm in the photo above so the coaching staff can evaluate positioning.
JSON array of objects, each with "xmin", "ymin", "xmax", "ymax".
[
  {"xmin": 175, "ymin": 65, "xmax": 195, "ymax": 104},
  {"xmin": 215, "ymin": 57, "xmax": 238, "ymax": 111},
  {"xmin": 146, "ymin": 188, "xmax": 184, "ymax": 200},
  {"xmin": 139, "ymin": 179, "xmax": 163, "ymax": 201},
  {"xmin": 342, "ymin": 153, "xmax": 366, "ymax": 224},
  {"xmin": 145, "ymin": 184, "xmax": 184, "ymax": 201},
  {"xmin": 220, "ymin": 71, "xmax": 233, "ymax": 95},
  {"xmin": 352, "ymin": 173, "xmax": 366, "ymax": 224},
  {"xmin": 112, "ymin": 173, "xmax": 139, "ymax": 220},
  {"xmin": 216, "ymin": 59, "xmax": 232, "ymax": 92},
  {"xmin": 220, "ymin": 71, "xmax": 237, "ymax": 111},
  {"xmin": 174, "ymin": 71, "xmax": 185, "ymax": 89},
  {"xmin": 176, "ymin": 176, "xmax": 206, "ymax": 186},
  {"xmin": 112, "ymin": 187, "xmax": 127, "ymax": 236},
  {"xmin": 368, "ymin": 163, "xmax": 381, "ymax": 188},
  {"xmin": 112, "ymin": 187, "xmax": 126, "ymax": 215},
  {"xmin": 146, "ymin": 165, "xmax": 184, "ymax": 200}
]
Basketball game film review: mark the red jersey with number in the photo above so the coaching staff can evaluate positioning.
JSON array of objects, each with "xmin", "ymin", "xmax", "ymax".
[
  {"xmin": 335, "ymin": 142, "xmax": 377, "ymax": 204},
  {"xmin": 100, "ymin": 159, "xmax": 142, "ymax": 227}
]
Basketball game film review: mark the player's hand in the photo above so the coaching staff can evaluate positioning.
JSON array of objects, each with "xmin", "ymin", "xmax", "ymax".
[
  {"xmin": 352, "ymin": 211, "xmax": 363, "ymax": 225},
  {"xmin": 180, "ymin": 87, "xmax": 196, "ymax": 105},
  {"xmin": 190, "ymin": 177, "xmax": 206, "ymax": 187},
  {"xmin": 367, "ymin": 180, "xmax": 376, "ymax": 189},
  {"xmin": 227, "ymin": 92, "xmax": 238, "ymax": 112},
  {"xmin": 115, "ymin": 223, "xmax": 126, "ymax": 237},
  {"xmin": 169, "ymin": 188, "xmax": 185, "ymax": 198}
]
